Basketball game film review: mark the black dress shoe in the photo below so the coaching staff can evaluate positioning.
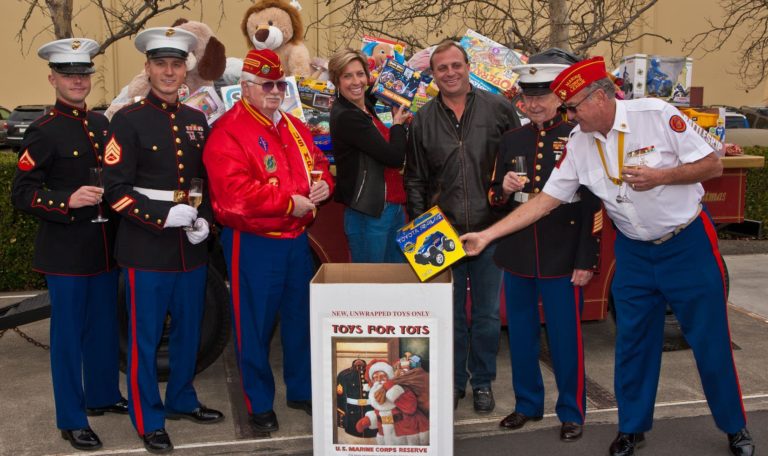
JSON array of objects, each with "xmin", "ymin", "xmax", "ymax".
[
  {"xmin": 499, "ymin": 411, "xmax": 543, "ymax": 429},
  {"xmin": 728, "ymin": 428, "xmax": 755, "ymax": 456},
  {"xmin": 250, "ymin": 410, "xmax": 279, "ymax": 432},
  {"xmin": 453, "ymin": 390, "xmax": 466, "ymax": 410},
  {"xmin": 287, "ymin": 400, "xmax": 312, "ymax": 416},
  {"xmin": 609, "ymin": 432, "xmax": 645, "ymax": 456},
  {"xmin": 560, "ymin": 422, "xmax": 583, "ymax": 441},
  {"xmin": 142, "ymin": 429, "xmax": 173, "ymax": 454},
  {"xmin": 86, "ymin": 397, "xmax": 129, "ymax": 416},
  {"xmin": 166, "ymin": 406, "xmax": 224, "ymax": 424},
  {"xmin": 473, "ymin": 387, "xmax": 495, "ymax": 413},
  {"xmin": 61, "ymin": 428, "xmax": 103, "ymax": 451}
]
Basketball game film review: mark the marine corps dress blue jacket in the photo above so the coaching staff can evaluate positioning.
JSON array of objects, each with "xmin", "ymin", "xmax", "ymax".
[
  {"xmin": 11, "ymin": 100, "xmax": 117, "ymax": 275},
  {"xmin": 103, "ymin": 91, "xmax": 212, "ymax": 271}
]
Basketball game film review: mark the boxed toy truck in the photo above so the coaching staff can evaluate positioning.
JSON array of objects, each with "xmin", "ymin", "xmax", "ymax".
[{"xmin": 396, "ymin": 206, "xmax": 466, "ymax": 281}]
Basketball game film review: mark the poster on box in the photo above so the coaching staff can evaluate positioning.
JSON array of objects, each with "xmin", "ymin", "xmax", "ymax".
[
  {"xmin": 396, "ymin": 206, "xmax": 466, "ymax": 281},
  {"xmin": 220, "ymin": 84, "xmax": 242, "ymax": 111},
  {"xmin": 182, "ymin": 86, "xmax": 226, "ymax": 125},
  {"xmin": 361, "ymin": 35, "xmax": 406, "ymax": 74},
  {"xmin": 311, "ymin": 264, "xmax": 453, "ymax": 456},
  {"xmin": 371, "ymin": 59, "xmax": 423, "ymax": 109},
  {"xmin": 298, "ymin": 78, "xmax": 336, "ymax": 112},
  {"xmin": 459, "ymin": 29, "xmax": 525, "ymax": 92}
]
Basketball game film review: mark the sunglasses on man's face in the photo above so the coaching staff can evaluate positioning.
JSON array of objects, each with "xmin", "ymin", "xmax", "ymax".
[
  {"xmin": 245, "ymin": 80, "xmax": 288, "ymax": 92},
  {"xmin": 562, "ymin": 88, "xmax": 599, "ymax": 113}
]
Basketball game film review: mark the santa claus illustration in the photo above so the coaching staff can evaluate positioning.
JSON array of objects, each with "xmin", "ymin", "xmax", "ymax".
[{"xmin": 355, "ymin": 358, "xmax": 429, "ymax": 445}]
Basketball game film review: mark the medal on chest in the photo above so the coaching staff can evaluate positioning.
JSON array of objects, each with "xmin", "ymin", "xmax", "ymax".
[
  {"xmin": 264, "ymin": 154, "xmax": 277, "ymax": 173},
  {"xmin": 258, "ymin": 136, "xmax": 268, "ymax": 153}
]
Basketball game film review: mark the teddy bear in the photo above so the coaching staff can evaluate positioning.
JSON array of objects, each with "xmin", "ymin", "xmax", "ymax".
[
  {"xmin": 240, "ymin": 0, "xmax": 311, "ymax": 77},
  {"xmin": 104, "ymin": 19, "xmax": 226, "ymax": 119}
]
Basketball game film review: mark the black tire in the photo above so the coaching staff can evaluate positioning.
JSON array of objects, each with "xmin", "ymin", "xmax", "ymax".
[
  {"xmin": 445, "ymin": 239, "xmax": 456, "ymax": 252},
  {"xmin": 118, "ymin": 264, "xmax": 231, "ymax": 382},
  {"xmin": 431, "ymin": 251, "xmax": 445, "ymax": 267},
  {"xmin": 608, "ymin": 253, "xmax": 730, "ymax": 323}
]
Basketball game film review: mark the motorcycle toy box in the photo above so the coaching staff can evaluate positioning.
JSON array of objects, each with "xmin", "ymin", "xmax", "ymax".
[
  {"xmin": 396, "ymin": 206, "xmax": 466, "ymax": 281},
  {"xmin": 619, "ymin": 54, "xmax": 693, "ymax": 105}
]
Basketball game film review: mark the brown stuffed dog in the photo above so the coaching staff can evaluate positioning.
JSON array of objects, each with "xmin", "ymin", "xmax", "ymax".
[
  {"xmin": 105, "ymin": 19, "xmax": 226, "ymax": 119},
  {"xmin": 241, "ymin": 0, "xmax": 311, "ymax": 76}
]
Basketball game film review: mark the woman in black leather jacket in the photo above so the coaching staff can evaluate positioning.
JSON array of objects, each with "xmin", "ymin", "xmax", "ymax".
[{"xmin": 328, "ymin": 48, "xmax": 411, "ymax": 262}]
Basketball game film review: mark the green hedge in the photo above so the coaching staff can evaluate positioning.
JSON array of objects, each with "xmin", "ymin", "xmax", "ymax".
[
  {"xmin": 1, "ymin": 147, "xmax": 766, "ymax": 291},
  {"xmin": 743, "ymin": 146, "xmax": 768, "ymax": 236},
  {"xmin": 0, "ymin": 151, "xmax": 46, "ymax": 291}
]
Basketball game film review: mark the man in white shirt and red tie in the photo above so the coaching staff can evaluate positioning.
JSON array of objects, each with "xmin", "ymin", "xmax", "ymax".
[{"xmin": 461, "ymin": 56, "xmax": 754, "ymax": 456}]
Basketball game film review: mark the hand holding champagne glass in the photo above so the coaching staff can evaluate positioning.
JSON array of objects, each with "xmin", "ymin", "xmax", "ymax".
[
  {"xmin": 184, "ymin": 177, "xmax": 203, "ymax": 231},
  {"xmin": 89, "ymin": 167, "xmax": 108, "ymax": 223},
  {"xmin": 310, "ymin": 169, "xmax": 323, "ymax": 184},
  {"xmin": 513, "ymin": 156, "xmax": 528, "ymax": 184}
]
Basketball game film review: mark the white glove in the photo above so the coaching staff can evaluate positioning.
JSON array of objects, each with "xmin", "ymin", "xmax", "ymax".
[
  {"xmin": 185, "ymin": 218, "xmax": 210, "ymax": 245},
  {"xmin": 164, "ymin": 204, "xmax": 198, "ymax": 228}
]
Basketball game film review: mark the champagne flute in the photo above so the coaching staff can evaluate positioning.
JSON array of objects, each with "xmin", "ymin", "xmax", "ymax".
[
  {"xmin": 89, "ymin": 167, "xmax": 109, "ymax": 223},
  {"xmin": 184, "ymin": 177, "xmax": 203, "ymax": 231},
  {"xmin": 617, "ymin": 154, "xmax": 644, "ymax": 203},
  {"xmin": 512, "ymin": 156, "xmax": 528, "ymax": 184}
]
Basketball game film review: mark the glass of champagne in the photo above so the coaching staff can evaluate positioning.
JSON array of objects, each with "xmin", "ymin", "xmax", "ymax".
[
  {"xmin": 184, "ymin": 177, "xmax": 203, "ymax": 231},
  {"xmin": 513, "ymin": 156, "xmax": 528, "ymax": 184},
  {"xmin": 617, "ymin": 154, "xmax": 644, "ymax": 203},
  {"xmin": 310, "ymin": 169, "xmax": 323, "ymax": 185},
  {"xmin": 89, "ymin": 167, "xmax": 109, "ymax": 223}
]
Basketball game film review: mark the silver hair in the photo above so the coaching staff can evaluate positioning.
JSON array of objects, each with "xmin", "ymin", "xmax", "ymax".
[{"xmin": 587, "ymin": 78, "xmax": 617, "ymax": 98}]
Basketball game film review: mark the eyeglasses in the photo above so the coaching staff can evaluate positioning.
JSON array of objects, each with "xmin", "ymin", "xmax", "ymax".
[
  {"xmin": 563, "ymin": 88, "xmax": 599, "ymax": 113},
  {"xmin": 244, "ymin": 80, "xmax": 288, "ymax": 92}
]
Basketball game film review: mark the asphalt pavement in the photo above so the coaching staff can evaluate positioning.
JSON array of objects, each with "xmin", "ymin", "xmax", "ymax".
[{"xmin": 1, "ymin": 253, "xmax": 766, "ymax": 455}]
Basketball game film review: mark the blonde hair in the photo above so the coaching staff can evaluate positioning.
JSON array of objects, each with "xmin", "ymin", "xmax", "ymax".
[{"xmin": 328, "ymin": 48, "xmax": 370, "ymax": 88}]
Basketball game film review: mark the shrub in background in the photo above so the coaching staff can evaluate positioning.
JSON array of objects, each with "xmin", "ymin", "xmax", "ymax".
[
  {"xmin": 744, "ymin": 146, "xmax": 768, "ymax": 238},
  {"xmin": 0, "ymin": 151, "xmax": 45, "ymax": 291}
]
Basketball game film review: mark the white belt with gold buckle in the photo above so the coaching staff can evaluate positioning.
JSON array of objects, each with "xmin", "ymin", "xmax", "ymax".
[{"xmin": 134, "ymin": 187, "xmax": 187, "ymax": 203}]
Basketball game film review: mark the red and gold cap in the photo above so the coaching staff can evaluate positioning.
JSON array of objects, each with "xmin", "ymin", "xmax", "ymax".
[
  {"xmin": 243, "ymin": 49, "xmax": 284, "ymax": 80},
  {"xmin": 550, "ymin": 56, "xmax": 608, "ymax": 102}
]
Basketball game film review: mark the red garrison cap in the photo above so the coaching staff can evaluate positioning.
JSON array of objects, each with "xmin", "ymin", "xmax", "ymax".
[
  {"xmin": 550, "ymin": 56, "xmax": 609, "ymax": 102},
  {"xmin": 242, "ymin": 49, "xmax": 285, "ymax": 80}
]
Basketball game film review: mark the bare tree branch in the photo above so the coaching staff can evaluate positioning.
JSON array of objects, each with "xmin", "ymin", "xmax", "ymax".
[
  {"xmin": 682, "ymin": 0, "xmax": 768, "ymax": 89},
  {"xmin": 308, "ymin": 0, "xmax": 667, "ymax": 61}
]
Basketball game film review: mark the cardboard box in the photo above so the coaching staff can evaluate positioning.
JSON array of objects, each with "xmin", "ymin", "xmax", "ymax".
[
  {"xmin": 619, "ymin": 54, "xmax": 693, "ymax": 105},
  {"xmin": 396, "ymin": 206, "xmax": 466, "ymax": 281},
  {"xmin": 310, "ymin": 263, "xmax": 453, "ymax": 455}
]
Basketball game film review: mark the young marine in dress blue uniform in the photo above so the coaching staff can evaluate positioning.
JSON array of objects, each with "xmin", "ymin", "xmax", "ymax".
[
  {"xmin": 462, "ymin": 56, "xmax": 755, "ymax": 456},
  {"xmin": 103, "ymin": 27, "xmax": 223, "ymax": 454},
  {"xmin": 11, "ymin": 38, "xmax": 127, "ymax": 452},
  {"xmin": 488, "ymin": 49, "xmax": 602, "ymax": 443}
]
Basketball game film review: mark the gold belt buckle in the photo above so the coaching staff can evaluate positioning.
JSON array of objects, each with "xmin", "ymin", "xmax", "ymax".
[
  {"xmin": 380, "ymin": 415, "xmax": 395, "ymax": 425},
  {"xmin": 173, "ymin": 190, "xmax": 188, "ymax": 203}
]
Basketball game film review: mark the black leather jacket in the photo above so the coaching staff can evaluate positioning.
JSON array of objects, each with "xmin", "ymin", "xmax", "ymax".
[
  {"xmin": 405, "ymin": 88, "xmax": 519, "ymax": 233},
  {"xmin": 331, "ymin": 94, "xmax": 407, "ymax": 217}
]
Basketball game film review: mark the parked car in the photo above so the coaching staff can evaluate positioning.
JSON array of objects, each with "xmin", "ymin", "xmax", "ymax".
[
  {"xmin": 6, "ymin": 105, "xmax": 54, "ymax": 150},
  {"xmin": 739, "ymin": 106, "xmax": 768, "ymax": 129},
  {"xmin": 725, "ymin": 110, "xmax": 749, "ymax": 129},
  {"xmin": 0, "ymin": 106, "xmax": 11, "ymax": 147}
]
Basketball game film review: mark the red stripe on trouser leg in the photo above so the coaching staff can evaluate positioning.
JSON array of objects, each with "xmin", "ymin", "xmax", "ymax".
[
  {"xmin": 573, "ymin": 285, "xmax": 585, "ymax": 421},
  {"xmin": 230, "ymin": 230, "xmax": 253, "ymax": 414},
  {"xmin": 699, "ymin": 212, "xmax": 747, "ymax": 422},
  {"xmin": 128, "ymin": 268, "xmax": 145, "ymax": 435}
]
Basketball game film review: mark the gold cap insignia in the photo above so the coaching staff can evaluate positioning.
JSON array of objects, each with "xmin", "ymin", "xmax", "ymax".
[
  {"xmin": 71, "ymin": 40, "xmax": 81, "ymax": 50},
  {"xmin": 166, "ymin": 28, "xmax": 175, "ymax": 37},
  {"xmin": 558, "ymin": 89, "xmax": 567, "ymax": 100},
  {"xmin": 529, "ymin": 67, "xmax": 537, "ymax": 75}
]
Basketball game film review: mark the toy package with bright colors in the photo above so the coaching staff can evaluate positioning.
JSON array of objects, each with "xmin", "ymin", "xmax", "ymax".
[
  {"xmin": 619, "ymin": 54, "xmax": 692, "ymax": 105},
  {"xmin": 181, "ymin": 86, "xmax": 226, "ymax": 125},
  {"xmin": 361, "ymin": 35, "xmax": 406, "ymax": 75},
  {"xmin": 371, "ymin": 59, "xmax": 424, "ymax": 109},
  {"xmin": 297, "ymin": 78, "xmax": 335, "ymax": 111},
  {"xmin": 396, "ymin": 206, "xmax": 466, "ymax": 281},
  {"xmin": 459, "ymin": 29, "xmax": 526, "ymax": 92},
  {"xmin": 410, "ymin": 74, "xmax": 438, "ymax": 113},
  {"xmin": 678, "ymin": 107, "xmax": 725, "ymax": 154}
]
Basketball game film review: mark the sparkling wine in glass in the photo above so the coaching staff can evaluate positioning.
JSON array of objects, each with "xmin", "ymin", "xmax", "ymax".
[
  {"xmin": 310, "ymin": 169, "xmax": 323, "ymax": 184},
  {"xmin": 89, "ymin": 167, "xmax": 108, "ymax": 223},
  {"xmin": 184, "ymin": 178, "xmax": 203, "ymax": 231},
  {"xmin": 617, "ymin": 154, "xmax": 644, "ymax": 204},
  {"xmin": 513, "ymin": 156, "xmax": 528, "ymax": 184}
]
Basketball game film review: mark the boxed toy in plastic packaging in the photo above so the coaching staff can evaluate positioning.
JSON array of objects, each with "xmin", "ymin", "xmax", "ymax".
[
  {"xmin": 371, "ymin": 59, "xmax": 424, "ymax": 109},
  {"xmin": 396, "ymin": 206, "xmax": 466, "ymax": 281},
  {"xmin": 619, "ymin": 54, "xmax": 693, "ymax": 105}
]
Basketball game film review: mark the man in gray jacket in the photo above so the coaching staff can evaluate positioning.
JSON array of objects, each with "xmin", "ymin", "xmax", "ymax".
[{"xmin": 405, "ymin": 40, "xmax": 520, "ymax": 413}]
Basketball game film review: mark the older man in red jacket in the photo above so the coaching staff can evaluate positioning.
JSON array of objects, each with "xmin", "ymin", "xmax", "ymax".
[{"xmin": 203, "ymin": 48, "xmax": 333, "ymax": 433}]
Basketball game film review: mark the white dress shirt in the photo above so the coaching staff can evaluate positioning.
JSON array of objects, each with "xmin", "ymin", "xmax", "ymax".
[{"xmin": 543, "ymin": 98, "xmax": 714, "ymax": 241}]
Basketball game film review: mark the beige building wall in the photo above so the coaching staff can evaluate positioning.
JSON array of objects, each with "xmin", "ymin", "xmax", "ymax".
[{"xmin": 1, "ymin": 0, "xmax": 766, "ymax": 110}]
